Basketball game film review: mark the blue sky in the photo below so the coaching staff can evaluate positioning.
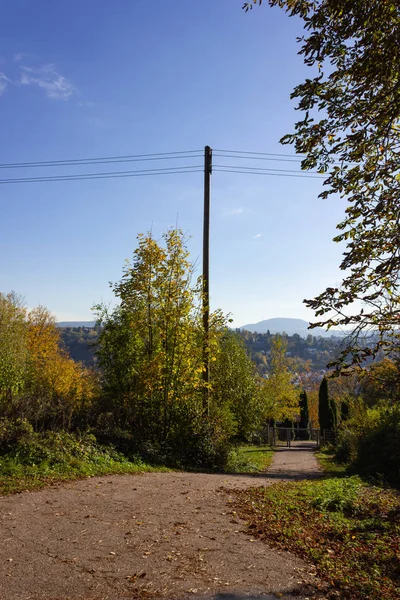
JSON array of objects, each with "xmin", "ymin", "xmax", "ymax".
[{"xmin": 0, "ymin": 0, "xmax": 347, "ymax": 327}]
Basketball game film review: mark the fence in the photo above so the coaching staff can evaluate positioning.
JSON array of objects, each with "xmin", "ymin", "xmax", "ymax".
[{"xmin": 268, "ymin": 427, "xmax": 336, "ymax": 448}]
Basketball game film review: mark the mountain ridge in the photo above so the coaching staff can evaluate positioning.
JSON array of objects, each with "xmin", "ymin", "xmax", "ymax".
[
  {"xmin": 56, "ymin": 317, "xmax": 343, "ymax": 338},
  {"xmin": 57, "ymin": 321, "xmax": 96, "ymax": 328},
  {"xmin": 239, "ymin": 317, "xmax": 342, "ymax": 338}
]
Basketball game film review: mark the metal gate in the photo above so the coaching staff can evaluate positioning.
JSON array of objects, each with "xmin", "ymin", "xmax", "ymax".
[{"xmin": 269, "ymin": 427, "xmax": 321, "ymax": 448}]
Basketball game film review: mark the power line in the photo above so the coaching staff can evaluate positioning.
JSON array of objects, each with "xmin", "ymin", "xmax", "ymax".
[
  {"xmin": 214, "ymin": 151, "xmax": 347, "ymax": 166},
  {"xmin": 213, "ymin": 168, "xmax": 324, "ymax": 179},
  {"xmin": 0, "ymin": 149, "xmax": 203, "ymax": 170},
  {"xmin": 214, "ymin": 150, "xmax": 346, "ymax": 164},
  {"xmin": 214, "ymin": 164, "xmax": 326, "ymax": 177},
  {"xmin": 0, "ymin": 164, "xmax": 326, "ymax": 185},
  {"xmin": 0, "ymin": 153, "xmax": 204, "ymax": 170},
  {"xmin": 214, "ymin": 148, "xmax": 305, "ymax": 159},
  {"xmin": 0, "ymin": 148, "xmax": 310, "ymax": 171},
  {"xmin": 214, "ymin": 153, "xmax": 304, "ymax": 164},
  {"xmin": 0, "ymin": 147, "xmax": 349, "ymax": 172},
  {"xmin": 0, "ymin": 147, "xmax": 331, "ymax": 184},
  {"xmin": 0, "ymin": 165, "xmax": 204, "ymax": 184}
]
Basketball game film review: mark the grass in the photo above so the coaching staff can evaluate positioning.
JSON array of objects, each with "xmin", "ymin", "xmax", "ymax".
[
  {"xmin": 226, "ymin": 444, "xmax": 274, "ymax": 473},
  {"xmin": 316, "ymin": 447, "xmax": 349, "ymax": 476},
  {"xmin": 0, "ymin": 433, "xmax": 274, "ymax": 495},
  {"xmin": 0, "ymin": 431, "xmax": 169, "ymax": 496},
  {"xmin": 232, "ymin": 476, "xmax": 400, "ymax": 600},
  {"xmin": 0, "ymin": 457, "xmax": 168, "ymax": 496}
]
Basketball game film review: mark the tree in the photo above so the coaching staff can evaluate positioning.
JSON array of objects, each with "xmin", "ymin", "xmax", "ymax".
[
  {"xmin": 0, "ymin": 293, "xmax": 28, "ymax": 408},
  {"xmin": 26, "ymin": 305, "xmax": 96, "ymax": 429},
  {"xmin": 95, "ymin": 229, "xmax": 249, "ymax": 467},
  {"xmin": 359, "ymin": 358, "xmax": 400, "ymax": 407},
  {"xmin": 94, "ymin": 229, "xmax": 234, "ymax": 451},
  {"xmin": 327, "ymin": 372, "xmax": 359, "ymax": 427},
  {"xmin": 0, "ymin": 295, "xmax": 96, "ymax": 428},
  {"xmin": 95, "ymin": 230, "xmax": 203, "ymax": 442},
  {"xmin": 318, "ymin": 376, "xmax": 336, "ymax": 431},
  {"xmin": 244, "ymin": 1, "xmax": 400, "ymax": 368},
  {"xmin": 260, "ymin": 336, "xmax": 299, "ymax": 422},
  {"xmin": 299, "ymin": 390, "xmax": 309, "ymax": 429},
  {"xmin": 211, "ymin": 330, "xmax": 262, "ymax": 440}
]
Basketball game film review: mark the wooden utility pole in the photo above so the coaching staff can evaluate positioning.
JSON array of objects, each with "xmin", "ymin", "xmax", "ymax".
[{"xmin": 202, "ymin": 145, "xmax": 212, "ymax": 413}]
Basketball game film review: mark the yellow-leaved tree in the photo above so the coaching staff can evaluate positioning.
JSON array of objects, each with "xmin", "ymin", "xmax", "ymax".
[
  {"xmin": 94, "ymin": 228, "xmax": 256, "ymax": 467},
  {"xmin": 26, "ymin": 306, "xmax": 96, "ymax": 429},
  {"xmin": 259, "ymin": 336, "xmax": 299, "ymax": 423},
  {"xmin": 94, "ymin": 229, "xmax": 209, "ymax": 447},
  {"xmin": 0, "ymin": 292, "xmax": 28, "ymax": 410}
]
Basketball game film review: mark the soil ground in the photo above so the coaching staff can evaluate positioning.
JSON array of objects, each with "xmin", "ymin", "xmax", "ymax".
[{"xmin": 0, "ymin": 442, "xmax": 326, "ymax": 600}]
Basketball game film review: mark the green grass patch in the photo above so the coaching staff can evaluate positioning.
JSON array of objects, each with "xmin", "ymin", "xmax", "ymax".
[
  {"xmin": 225, "ymin": 444, "xmax": 274, "ymax": 473},
  {"xmin": 232, "ymin": 477, "xmax": 400, "ymax": 599},
  {"xmin": 0, "ymin": 431, "xmax": 169, "ymax": 496},
  {"xmin": 316, "ymin": 447, "xmax": 349, "ymax": 476}
]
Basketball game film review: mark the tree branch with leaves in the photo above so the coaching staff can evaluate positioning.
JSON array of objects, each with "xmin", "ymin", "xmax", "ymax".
[{"xmin": 244, "ymin": 0, "xmax": 400, "ymax": 368}]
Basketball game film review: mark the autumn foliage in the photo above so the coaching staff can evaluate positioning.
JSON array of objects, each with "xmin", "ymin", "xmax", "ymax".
[
  {"xmin": 0, "ymin": 293, "xmax": 97, "ymax": 433},
  {"xmin": 93, "ymin": 229, "xmax": 272, "ymax": 467},
  {"xmin": 0, "ymin": 230, "xmax": 305, "ymax": 469}
]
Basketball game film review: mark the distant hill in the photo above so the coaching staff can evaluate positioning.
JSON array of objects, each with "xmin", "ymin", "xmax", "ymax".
[
  {"xmin": 239, "ymin": 317, "xmax": 342, "ymax": 338},
  {"xmin": 57, "ymin": 321, "xmax": 96, "ymax": 328},
  {"xmin": 56, "ymin": 318, "xmax": 343, "ymax": 337}
]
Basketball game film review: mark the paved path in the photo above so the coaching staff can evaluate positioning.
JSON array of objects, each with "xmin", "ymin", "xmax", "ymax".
[
  {"xmin": 266, "ymin": 441, "xmax": 323, "ymax": 480},
  {"xmin": 0, "ymin": 445, "xmax": 325, "ymax": 600}
]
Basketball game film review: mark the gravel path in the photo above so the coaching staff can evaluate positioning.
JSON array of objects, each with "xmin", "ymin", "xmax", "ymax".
[{"xmin": 0, "ymin": 443, "xmax": 325, "ymax": 600}]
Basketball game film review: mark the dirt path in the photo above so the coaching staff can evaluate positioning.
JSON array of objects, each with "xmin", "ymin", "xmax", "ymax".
[{"xmin": 0, "ymin": 444, "xmax": 325, "ymax": 600}]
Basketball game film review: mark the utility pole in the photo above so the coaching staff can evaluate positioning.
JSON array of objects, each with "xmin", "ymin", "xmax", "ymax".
[{"xmin": 202, "ymin": 145, "xmax": 212, "ymax": 413}]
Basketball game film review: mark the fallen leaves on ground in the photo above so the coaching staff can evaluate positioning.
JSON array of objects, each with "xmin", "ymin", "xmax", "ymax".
[{"xmin": 229, "ymin": 477, "xmax": 400, "ymax": 600}]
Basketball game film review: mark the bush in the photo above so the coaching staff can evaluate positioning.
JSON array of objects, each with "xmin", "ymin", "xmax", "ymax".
[
  {"xmin": 2, "ymin": 429, "xmax": 131, "ymax": 468},
  {"xmin": 335, "ymin": 406, "xmax": 400, "ymax": 488},
  {"xmin": 155, "ymin": 409, "xmax": 234, "ymax": 470},
  {"xmin": 90, "ymin": 402, "xmax": 235, "ymax": 471},
  {"xmin": 354, "ymin": 408, "xmax": 400, "ymax": 487},
  {"xmin": 0, "ymin": 417, "xmax": 34, "ymax": 452},
  {"xmin": 335, "ymin": 427, "xmax": 357, "ymax": 463},
  {"xmin": 174, "ymin": 418, "xmax": 232, "ymax": 470}
]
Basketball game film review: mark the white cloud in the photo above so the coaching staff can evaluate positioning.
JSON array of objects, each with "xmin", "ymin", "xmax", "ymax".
[
  {"xmin": 0, "ymin": 73, "xmax": 9, "ymax": 95},
  {"xmin": 14, "ymin": 53, "xmax": 26, "ymax": 62},
  {"xmin": 222, "ymin": 207, "xmax": 245, "ymax": 217},
  {"xmin": 20, "ymin": 64, "xmax": 75, "ymax": 100},
  {"xmin": 253, "ymin": 233, "xmax": 263, "ymax": 239}
]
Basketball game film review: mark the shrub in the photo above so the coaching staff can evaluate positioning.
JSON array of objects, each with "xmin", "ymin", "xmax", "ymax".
[
  {"xmin": 335, "ymin": 406, "xmax": 400, "ymax": 488},
  {"xmin": 311, "ymin": 477, "xmax": 362, "ymax": 514},
  {"xmin": 354, "ymin": 407, "xmax": 400, "ymax": 487},
  {"xmin": 2, "ymin": 429, "xmax": 129, "ymax": 468},
  {"xmin": 0, "ymin": 417, "xmax": 34, "ymax": 452},
  {"xmin": 335, "ymin": 428, "xmax": 354, "ymax": 463}
]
